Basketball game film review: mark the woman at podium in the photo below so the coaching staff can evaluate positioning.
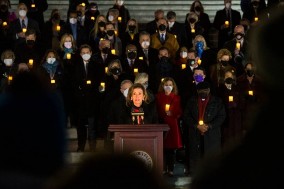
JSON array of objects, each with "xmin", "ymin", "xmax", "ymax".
[{"xmin": 118, "ymin": 83, "xmax": 158, "ymax": 124}]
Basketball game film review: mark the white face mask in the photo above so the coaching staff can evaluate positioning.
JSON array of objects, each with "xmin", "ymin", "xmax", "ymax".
[
  {"xmin": 4, "ymin": 59, "xmax": 13, "ymax": 66},
  {"xmin": 180, "ymin": 51, "xmax": 187, "ymax": 59},
  {"xmin": 47, "ymin": 57, "xmax": 56, "ymax": 64},
  {"xmin": 108, "ymin": 15, "xmax": 114, "ymax": 21},
  {"xmin": 19, "ymin": 10, "xmax": 27, "ymax": 17},
  {"xmin": 225, "ymin": 2, "xmax": 231, "ymax": 9},
  {"xmin": 123, "ymin": 88, "xmax": 129, "ymax": 97},
  {"xmin": 141, "ymin": 41, "xmax": 150, "ymax": 48},
  {"xmin": 69, "ymin": 18, "xmax": 77, "ymax": 24},
  {"xmin": 82, "ymin": 53, "xmax": 91, "ymax": 61},
  {"xmin": 164, "ymin": 86, "xmax": 173, "ymax": 92},
  {"xmin": 64, "ymin": 41, "xmax": 72, "ymax": 49},
  {"xmin": 168, "ymin": 21, "xmax": 174, "ymax": 28}
]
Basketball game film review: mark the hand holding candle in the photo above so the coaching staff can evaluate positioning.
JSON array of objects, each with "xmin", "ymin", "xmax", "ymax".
[
  {"xmin": 236, "ymin": 42, "xmax": 241, "ymax": 50},
  {"xmin": 165, "ymin": 104, "xmax": 170, "ymax": 112},
  {"xmin": 225, "ymin": 20, "xmax": 229, "ymax": 28}
]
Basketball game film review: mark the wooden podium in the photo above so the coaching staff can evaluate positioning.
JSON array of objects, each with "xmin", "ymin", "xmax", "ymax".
[{"xmin": 108, "ymin": 124, "xmax": 169, "ymax": 175}]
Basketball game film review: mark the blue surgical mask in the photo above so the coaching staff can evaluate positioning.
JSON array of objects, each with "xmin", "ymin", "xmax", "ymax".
[{"xmin": 194, "ymin": 75, "xmax": 204, "ymax": 83}]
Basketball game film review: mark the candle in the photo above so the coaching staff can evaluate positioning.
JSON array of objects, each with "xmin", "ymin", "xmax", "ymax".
[
  {"xmin": 114, "ymin": 30, "xmax": 118, "ymax": 36},
  {"xmin": 191, "ymin": 28, "xmax": 195, "ymax": 33},
  {"xmin": 118, "ymin": 16, "xmax": 122, "ymax": 22},
  {"xmin": 22, "ymin": 28, "xmax": 27, "ymax": 33},
  {"xmin": 56, "ymin": 25, "xmax": 61, "ymax": 31},
  {"xmin": 199, "ymin": 120, "xmax": 204, "ymax": 125},
  {"xmin": 2, "ymin": 21, "xmax": 7, "ymax": 26},
  {"xmin": 161, "ymin": 78, "xmax": 164, "ymax": 82},
  {"xmin": 225, "ymin": 20, "xmax": 229, "ymax": 27},
  {"xmin": 66, "ymin": 53, "xmax": 71, "ymax": 59},
  {"xmin": 86, "ymin": 80, "xmax": 91, "ymax": 84},
  {"xmin": 181, "ymin": 64, "xmax": 186, "ymax": 69},
  {"xmin": 133, "ymin": 68, "xmax": 138, "ymax": 73},
  {"xmin": 229, "ymin": 96, "xmax": 234, "ymax": 102},
  {"xmin": 236, "ymin": 42, "xmax": 241, "ymax": 50},
  {"xmin": 174, "ymin": 35, "xmax": 177, "ymax": 38},
  {"xmin": 111, "ymin": 49, "xmax": 116, "ymax": 55},
  {"xmin": 248, "ymin": 90, "xmax": 254, "ymax": 96},
  {"xmin": 91, "ymin": 16, "xmax": 95, "ymax": 20},
  {"xmin": 8, "ymin": 76, "xmax": 13, "ymax": 81},
  {"xmin": 105, "ymin": 67, "xmax": 108, "ymax": 73},
  {"xmin": 81, "ymin": 3, "xmax": 85, "ymax": 6},
  {"xmin": 28, "ymin": 59, "xmax": 33, "ymax": 66},
  {"xmin": 254, "ymin": 17, "xmax": 259, "ymax": 22},
  {"xmin": 51, "ymin": 79, "xmax": 56, "ymax": 84},
  {"xmin": 31, "ymin": 3, "xmax": 35, "ymax": 8},
  {"xmin": 197, "ymin": 59, "xmax": 202, "ymax": 65},
  {"xmin": 100, "ymin": 82, "xmax": 105, "ymax": 90},
  {"xmin": 139, "ymin": 56, "xmax": 143, "ymax": 60},
  {"xmin": 165, "ymin": 104, "xmax": 170, "ymax": 111}
]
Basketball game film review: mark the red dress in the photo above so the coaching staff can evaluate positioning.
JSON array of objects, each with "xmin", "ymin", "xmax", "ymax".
[{"xmin": 156, "ymin": 92, "xmax": 183, "ymax": 149}]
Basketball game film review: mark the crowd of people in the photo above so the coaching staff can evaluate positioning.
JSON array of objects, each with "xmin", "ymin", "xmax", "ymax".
[{"xmin": 1, "ymin": 0, "xmax": 283, "ymax": 183}]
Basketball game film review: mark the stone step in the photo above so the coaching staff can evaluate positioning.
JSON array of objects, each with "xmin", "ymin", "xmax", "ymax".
[{"xmin": 10, "ymin": 0, "xmax": 242, "ymax": 24}]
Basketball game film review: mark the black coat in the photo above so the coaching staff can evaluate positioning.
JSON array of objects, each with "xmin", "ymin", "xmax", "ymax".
[{"xmin": 118, "ymin": 101, "xmax": 159, "ymax": 125}]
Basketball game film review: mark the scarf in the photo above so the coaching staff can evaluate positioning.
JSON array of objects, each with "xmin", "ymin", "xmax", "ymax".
[{"xmin": 42, "ymin": 61, "xmax": 59, "ymax": 78}]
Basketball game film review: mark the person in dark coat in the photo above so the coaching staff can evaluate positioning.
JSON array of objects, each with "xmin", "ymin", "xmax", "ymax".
[
  {"xmin": 182, "ymin": 81, "xmax": 226, "ymax": 176},
  {"xmin": 213, "ymin": 0, "xmax": 241, "ymax": 49},
  {"xmin": 19, "ymin": 0, "xmax": 48, "ymax": 32},
  {"xmin": 118, "ymin": 83, "xmax": 159, "ymax": 124},
  {"xmin": 9, "ymin": 2, "xmax": 40, "ymax": 49},
  {"xmin": 71, "ymin": 44, "xmax": 99, "ymax": 152}
]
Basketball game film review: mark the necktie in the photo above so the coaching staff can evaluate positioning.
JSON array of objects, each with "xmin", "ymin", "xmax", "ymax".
[
  {"xmin": 84, "ymin": 62, "xmax": 88, "ymax": 75},
  {"xmin": 143, "ymin": 49, "xmax": 148, "ymax": 59},
  {"xmin": 22, "ymin": 19, "xmax": 26, "ymax": 28},
  {"xmin": 161, "ymin": 34, "xmax": 165, "ymax": 43},
  {"xmin": 103, "ymin": 54, "xmax": 107, "ymax": 62}
]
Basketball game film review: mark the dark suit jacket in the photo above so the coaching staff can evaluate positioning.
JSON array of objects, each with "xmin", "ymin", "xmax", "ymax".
[
  {"xmin": 9, "ymin": 17, "xmax": 40, "ymax": 48},
  {"xmin": 213, "ymin": 8, "xmax": 241, "ymax": 48},
  {"xmin": 60, "ymin": 22, "xmax": 88, "ymax": 48},
  {"xmin": 118, "ymin": 101, "xmax": 159, "ymax": 124},
  {"xmin": 19, "ymin": 0, "xmax": 48, "ymax": 31}
]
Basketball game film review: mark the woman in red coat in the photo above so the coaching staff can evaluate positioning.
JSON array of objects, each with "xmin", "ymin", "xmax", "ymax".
[{"xmin": 156, "ymin": 77, "xmax": 183, "ymax": 176}]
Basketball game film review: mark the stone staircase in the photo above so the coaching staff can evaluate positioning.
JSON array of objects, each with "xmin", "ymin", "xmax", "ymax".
[{"xmin": 10, "ymin": 0, "xmax": 242, "ymax": 23}]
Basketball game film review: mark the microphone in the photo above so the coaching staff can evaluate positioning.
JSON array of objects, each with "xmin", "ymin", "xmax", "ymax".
[{"xmin": 131, "ymin": 107, "xmax": 144, "ymax": 125}]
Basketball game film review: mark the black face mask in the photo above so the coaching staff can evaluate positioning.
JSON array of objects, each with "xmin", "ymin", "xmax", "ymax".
[
  {"xmin": 160, "ymin": 56, "xmax": 168, "ymax": 63},
  {"xmin": 246, "ymin": 70, "xmax": 254, "ymax": 77},
  {"xmin": 98, "ymin": 21, "xmax": 106, "ymax": 27},
  {"xmin": 252, "ymin": 1, "xmax": 259, "ymax": 7},
  {"xmin": 225, "ymin": 77, "xmax": 234, "ymax": 84},
  {"xmin": 128, "ymin": 25, "xmax": 136, "ymax": 32},
  {"xmin": 107, "ymin": 30, "xmax": 115, "ymax": 36},
  {"xmin": 187, "ymin": 59, "xmax": 195, "ymax": 65},
  {"xmin": 110, "ymin": 67, "xmax": 121, "ymax": 75},
  {"xmin": 221, "ymin": 60, "xmax": 229, "ymax": 66},
  {"xmin": 102, "ymin": 47, "xmax": 110, "ymax": 54},
  {"xmin": 158, "ymin": 24, "xmax": 166, "ymax": 31},
  {"xmin": 26, "ymin": 40, "xmax": 35, "ymax": 47},
  {"xmin": 0, "ymin": 4, "xmax": 8, "ymax": 12},
  {"xmin": 189, "ymin": 18, "xmax": 196, "ymax": 24},
  {"xmin": 127, "ymin": 51, "xmax": 137, "ymax": 59},
  {"xmin": 195, "ymin": 6, "xmax": 201, "ymax": 12},
  {"xmin": 234, "ymin": 33, "xmax": 244, "ymax": 40},
  {"xmin": 53, "ymin": 13, "xmax": 60, "ymax": 20}
]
